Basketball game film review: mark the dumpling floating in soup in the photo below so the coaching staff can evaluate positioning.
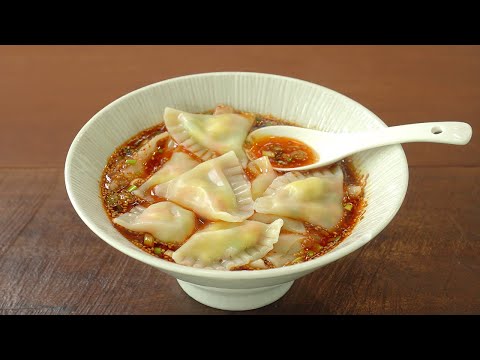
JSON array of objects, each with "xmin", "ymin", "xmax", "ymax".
[
  {"xmin": 248, "ymin": 212, "xmax": 306, "ymax": 234},
  {"xmin": 266, "ymin": 233, "xmax": 306, "ymax": 267},
  {"xmin": 172, "ymin": 219, "xmax": 283, "ymax": 270},
  {"xmin": 254, "ymin": 167, "xmax": 344, "ymax": 230},
  {"xmin": 122, "ymin": 132, "xmax": 169, "ymax": 177},
  {"xmin": 154, "ymin": 151, "xmax": 254, "ymax": 222},
  {"xmin": 100, "ymin": 105, "xmax": 366, "ymax": 271},
  {"xmin": 113, "ymin": 201, "xmax": 196, "ymax": 245},
  {"xmin": 246, "ymin": 156, "xmax": 277, "ymax": 200},
  {"xmin": 133, "ymin": 151, "xmax": 200, "ymax": 201},
  {"xmin": 107, "ymin": 132, "xmax": 170, "ymax": 192},
  {"xmin": 164, "ymin": 107, "xmax": 253, "ymax": 167}
]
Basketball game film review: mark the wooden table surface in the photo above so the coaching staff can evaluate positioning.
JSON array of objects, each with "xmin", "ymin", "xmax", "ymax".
[{"xmin": 1, "ymin": 45, "xmax": 478, "ymax": 315}]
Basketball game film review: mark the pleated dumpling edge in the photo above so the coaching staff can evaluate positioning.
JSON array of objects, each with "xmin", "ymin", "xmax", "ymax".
[
  {"xmin": 254, "ymin": 166, "xmax": 344, "ymax": 230},
  {"xmin": 154, "ymin": 151, "xmax": 254, "ymax": 222},
  {"xmin": 172, "ymin": 219, "xmax": 284, "ymax": 270},
  {"xmin": 112, "ymin": 201, "xmax": 196, "ymax": 245},
  {"xmin": 164, "ymin": 107, "xmax": 253, "ymax": 167}
]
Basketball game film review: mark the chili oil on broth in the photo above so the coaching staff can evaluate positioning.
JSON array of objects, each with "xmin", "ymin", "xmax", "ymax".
[
  {"xmin": 99, "ymin": 107, "xmax": 366, "ymax": 270},
  {"xmin": 246, "ymin": 136, "xmax": 318, "ymax": 169}
]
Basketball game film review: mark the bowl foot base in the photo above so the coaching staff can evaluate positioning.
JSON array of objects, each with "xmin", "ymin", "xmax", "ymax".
[{"xmin": 177, "ymin": 280, "xmax": 294, "ymax": 311}]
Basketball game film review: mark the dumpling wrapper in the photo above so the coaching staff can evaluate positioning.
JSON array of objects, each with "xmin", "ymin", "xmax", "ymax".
[
  {"xmin": 266, "ymin": 233, "xmax": 305, "ymax": 267},
  {"xmin": 133, "ymin": 151, "xmax": 200, "ymax": 200},
  {"xmin": 122, "ymin": 132, "xmax": 169, "ymax": 177},
  {"xmin": 248, "ymin": 259, "xmax": 269, "ymax": 269},
  {"xmin": 164, "ymin": 107, "xmax": 253, "ymax": 167},
  {"xmin": 249, "ymin": 212, "xmax": 306, "ymax": 234},
  {"xmin": 172, "ymin": 219, "xmax": 283, "ymax": 270},
  {"xmin": 246, "ymin": 156, "xmax": 277, "ymax": 199},
  {"xmin": 113, "ymin": 201, "xmax": 196, "ymax": 245},
  {"xmin": 254, "ymin": 167, "xmax": 344, "ymax": 230},
  {"xmin": 154, "ymin": 151, "xmax": 254, "ymax": 222}
]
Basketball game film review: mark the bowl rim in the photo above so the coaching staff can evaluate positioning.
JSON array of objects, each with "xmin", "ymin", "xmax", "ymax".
[{"xmin": 65, "ymin": 71, "xmax": 409, "ymax": 280}]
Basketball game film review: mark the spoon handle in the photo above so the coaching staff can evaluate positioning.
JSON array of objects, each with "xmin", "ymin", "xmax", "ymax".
[{"xmin": 346, "ymin": 122, "xmax": 472, "ymax": 153}]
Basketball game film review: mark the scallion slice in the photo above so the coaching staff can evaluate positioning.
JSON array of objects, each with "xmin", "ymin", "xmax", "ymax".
[
  {"xmin": 291, "ymin": 256, "xmax": 304, "ymax": 264},
  {"xmin": 154, "ymin": 247, "xmax": 164, "ymax": 255},
  {"xmin": 125, "ymin": 159, "xmax": 137, "ymax": 165},
  {"xmin": 127, "ymin": 184, "xmax": 137, "ymax": 192},
  {"xmin": 344, "ymin": 203, "xmax": 353, "ymax": 211}
]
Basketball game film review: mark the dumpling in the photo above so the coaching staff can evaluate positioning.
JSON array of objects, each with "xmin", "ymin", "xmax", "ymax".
[
  {"xmin": 154, "ymin": 151, "xmax": 254, "ymax": 222},
  {"xmin": 246, "ymin": 156, "xmax": 277, "ymax": 199},
  {"xmin": 254, "ymin": 166, "xmax": 344, "ymax": 229},
  {"xmin": 172, "ymin": 219, "xmax": 283, "ymax": 270},
  {"xmin": 123, "ymin": 132, "xmax": 169, "ymax": 177},
  {"xmin": 108, "ymin": 132, "xmax": 170, "ymax": 191},
  {"xmin": 112, "ymin": 201, "xmax": 196, "ymax": 245},
  {"xmin": 266, "ymin": 233, "xmax": 305, "ymax": 267},
  {"xmin": 248, "ymin": 259, "xmax": 268, "ymax": 269},
  {"xmin": 133, "ymin": 151, "xmax": 200, "ymax": 200},
  {"xmin": 249, "ymin": 212, "xmax": 306, "ymax": 234},
  {"xmin": 164, "ymin": 107, "xmax": 253, "ymax": 167}
]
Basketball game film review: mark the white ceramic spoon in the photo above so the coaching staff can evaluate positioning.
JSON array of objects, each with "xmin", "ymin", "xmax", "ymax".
[{"xmin": 247, "ymin": 122, "xmax": 473, "ymax": 171}]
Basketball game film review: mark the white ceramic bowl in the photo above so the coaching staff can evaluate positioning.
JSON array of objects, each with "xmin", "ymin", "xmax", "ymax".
[{"xmin": 65, "ymin": 72, "xmax": 409, "ymax": 311}]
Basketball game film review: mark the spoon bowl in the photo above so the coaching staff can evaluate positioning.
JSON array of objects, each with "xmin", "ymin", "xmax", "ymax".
[{"xmin": 247, "ymin": 121, "xmax": 473, "ymax": 171}]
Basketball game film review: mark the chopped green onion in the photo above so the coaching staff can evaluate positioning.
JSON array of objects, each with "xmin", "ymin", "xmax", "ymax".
[
  {"xmin": 127, "ymin": 184, "xmax": 137, "ymax": 192},
  {"xmin": 144, "ymin": 234, "xmax": 155, "ymax": 247},
  {"xmin": 125, "ymin": 159, "xmax": 137, "ymax": 165},
  {"xmin": 307, "ymin": 250, "xmax": 315, "ymax": 257},
  {"xmin": 154, "ymin": 247, "xmax": 164, "ymax": 255},
  {"xmin": 292, "ymin": 256, "xmax": 304, "ymax": 264},
  {"xmin": 262, "ymin": 150, "xmax": 275, "ymax": 158},
  {"xmin": 344, "ymin": 203, "xmax": 353, "ymax": 211},
  {"xmin": 332, "ymin": 236, "xmax": 341, "ymax": 243},
  {"xmin": 314, "ymin": 244, "xmax": 324, "ymax": 252}
]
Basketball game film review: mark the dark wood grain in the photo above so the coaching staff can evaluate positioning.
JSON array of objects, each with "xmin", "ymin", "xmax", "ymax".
[
  {"xmin": 0, "ymin": 45, "xmax": 479, "ymax": 314},
  {"xmin": 0, "ymin": 167, "xmax": 477, "ymax": 314}
]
